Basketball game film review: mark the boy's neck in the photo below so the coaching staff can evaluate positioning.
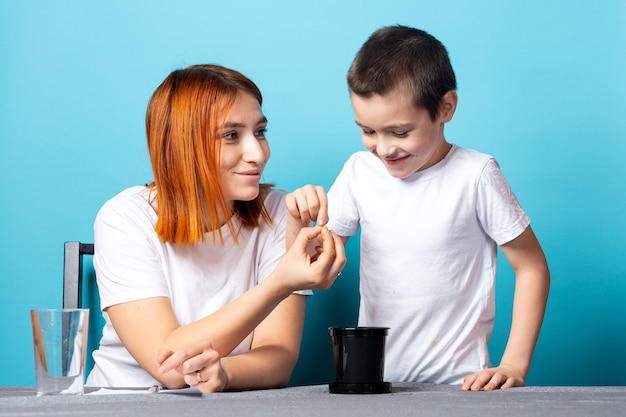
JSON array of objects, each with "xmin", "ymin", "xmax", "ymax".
[{"xmin": 420, "ymin": 140, "xmax": 452, "ymax": 172}]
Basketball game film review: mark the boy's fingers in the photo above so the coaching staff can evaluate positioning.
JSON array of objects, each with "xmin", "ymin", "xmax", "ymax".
[
  {"xmin": 316, "ymin": 205, "xmax": 329, "ymax": 226},
  {"xmin": 312, "ymin": 187, "xmax": 328, "ymax": 225},
  {"xmin": 290, "ymin": 185, "xmax": 328, "ymax": 225}
]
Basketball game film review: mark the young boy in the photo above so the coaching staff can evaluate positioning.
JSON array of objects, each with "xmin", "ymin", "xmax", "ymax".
[{"xmin": 286, "ymin": 25, "xmax": 550, "ymax": 391}]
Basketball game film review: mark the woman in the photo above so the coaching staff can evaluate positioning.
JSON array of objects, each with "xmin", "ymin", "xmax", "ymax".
[{"xmin": 86, "ymin": 65, "xmax": 345, "ymax": 392}]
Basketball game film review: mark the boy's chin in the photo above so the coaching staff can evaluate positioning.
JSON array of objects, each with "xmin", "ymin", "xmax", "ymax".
[{"xmin": 383, "ymin": 166, "xmax": 416, "ymax": 180}]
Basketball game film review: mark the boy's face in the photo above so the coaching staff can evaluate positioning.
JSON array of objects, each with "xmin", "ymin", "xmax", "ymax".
[{"xmin": 350, "ymin": 88, "xmax": 455, "ymax": 179}]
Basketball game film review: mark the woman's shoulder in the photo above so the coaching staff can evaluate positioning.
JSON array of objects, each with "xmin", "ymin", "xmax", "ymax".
[
  {"xmin": 96, "ymin": 186, "xmax": 155, "ymax": 223},
  {"xmin": 101, "ymin": 186, "xmax": 151, "ymax": 207},
  {"xmin": 262, "ymin": 187, "xmax": 287, "ymax": 211}
]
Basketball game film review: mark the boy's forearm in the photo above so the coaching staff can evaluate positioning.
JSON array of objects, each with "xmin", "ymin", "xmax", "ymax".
[{"xmin": 499, "ymin": 268, "xmax": 550, "ymax": 377}]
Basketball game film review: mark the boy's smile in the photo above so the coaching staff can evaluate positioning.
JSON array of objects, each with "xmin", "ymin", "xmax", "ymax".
[{"xmin": 350, "ymin": 88, "xmax": 456, "ymax": 179}]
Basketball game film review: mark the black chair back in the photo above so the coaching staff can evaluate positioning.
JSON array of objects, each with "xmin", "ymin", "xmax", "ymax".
[{"xmin": 63, "ymin": 242, "xmax": 95, "ymax": 309}]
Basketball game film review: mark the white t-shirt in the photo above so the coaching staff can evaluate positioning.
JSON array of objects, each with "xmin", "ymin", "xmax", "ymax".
[
  {"xmin": 326, "ymin": 146, "xmax": 530, "ymax": 385},
  {"xmin": 86, "ymin": 187, "xmax": 309, "ymax": 387}
]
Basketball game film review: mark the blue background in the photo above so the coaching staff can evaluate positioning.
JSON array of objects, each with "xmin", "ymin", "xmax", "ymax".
[{"xmin": 1, "ymin": 0, "xmax": 625, "ymax": 387}]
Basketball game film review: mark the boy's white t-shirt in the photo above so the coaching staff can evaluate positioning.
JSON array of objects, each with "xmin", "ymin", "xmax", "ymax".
[
  {"xmin": 326, "ymin": 145, "xmax": 530, "ymax": 385},
  {"xmin": 86, "ymin": 187, "xmax": 309, "ymax": 387}
]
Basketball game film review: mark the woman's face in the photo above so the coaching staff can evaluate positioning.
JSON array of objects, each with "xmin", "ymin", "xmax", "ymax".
[{"xmin": 219, "ymin": 91, "xmax": 270, "ymax": 203}]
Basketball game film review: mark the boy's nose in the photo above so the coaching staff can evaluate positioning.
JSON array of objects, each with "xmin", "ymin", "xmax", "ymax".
[{"xmin": 375, "ymin": 136, "xmax": 394, "ymax": 157}]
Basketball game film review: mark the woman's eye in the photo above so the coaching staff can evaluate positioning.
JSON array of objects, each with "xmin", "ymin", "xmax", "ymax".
[
  {"xmin": 393, "ymin": 131, "xmax": 409, "ymax": 138},
  {"xmin": 222, "ymin": 131, "xmax": 237, "ymax": 141},
  {"xmin": 361, "ymin": 128, "xmax": 375, "ymax": 136},
  {"xmin": 255, "ymin": 128, "xmax": 268, "ymax": 139}
]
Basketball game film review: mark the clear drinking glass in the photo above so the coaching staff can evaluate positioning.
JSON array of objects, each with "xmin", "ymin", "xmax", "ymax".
[{"xmin": 30, "ymin": 308, "xmax": 89, "ymax": 395}]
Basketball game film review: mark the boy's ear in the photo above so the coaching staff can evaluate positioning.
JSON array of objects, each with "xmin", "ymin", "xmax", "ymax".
[{"xmin": 439, "ymin": 90, "xmax": 458, "ymax": 123}]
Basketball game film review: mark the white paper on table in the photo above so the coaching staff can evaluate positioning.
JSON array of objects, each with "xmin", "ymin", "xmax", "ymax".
[{"xmin": 88, "ymin": 386, "xmax": 202, "ymax": 396}]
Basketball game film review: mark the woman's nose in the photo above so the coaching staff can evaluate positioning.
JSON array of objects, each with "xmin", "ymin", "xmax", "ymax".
[{"xmin": 242, "ymin": 135, "xmax": 267, "ymax": 162}]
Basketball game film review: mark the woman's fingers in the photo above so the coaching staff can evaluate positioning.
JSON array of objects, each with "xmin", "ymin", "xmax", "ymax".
[
  {"xmin": 157, "ymin": 341, "xmax": 214, "ymax": 374},
  {"xmin": 316, "ymin": 227, "xmax": 345, "ymax": 268},
  {"xmin": 292, "ymin": 225, "xmax": 323, "ymax": 255},
  {"xmin": 281, "ymin": 225, "xmax": 345, "ymax": 291},
  {"xmin": 308, "ymin": 227, "xmax": 346, "ymax": 288},
  {"xmin": 156, "ymin": 349, "xmax": 175, "ymax": 369},
  {"xmin": 158, "ymin": 348, "xmax": 190, "ymax": 374},
  {"xmin": 157, "ymin": 342, "xmax": 226, "ymax": 392}
]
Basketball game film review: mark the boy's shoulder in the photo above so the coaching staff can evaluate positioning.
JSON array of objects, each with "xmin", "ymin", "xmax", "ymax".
[
  {"xmin": 448, "ymin": 143, "xmax": 491, "ymax": 157},
  {"xmin": 441, "ymin": 146, "xmax": 501, "ymax": 182},
  {"xmin": 449, "ymin": 145, "xmax": 495, "ymax": 165}
]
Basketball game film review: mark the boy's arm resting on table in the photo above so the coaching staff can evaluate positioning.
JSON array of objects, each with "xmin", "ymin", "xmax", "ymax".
[{"xmin": 462, "ymin": 225, "xmax": 550, "ymax": 391}]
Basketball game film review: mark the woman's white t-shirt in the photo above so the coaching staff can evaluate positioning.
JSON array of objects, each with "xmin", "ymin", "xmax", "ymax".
[{"xmin": 86, "ymin": 187, "xmax": 308, "ymax": 387}]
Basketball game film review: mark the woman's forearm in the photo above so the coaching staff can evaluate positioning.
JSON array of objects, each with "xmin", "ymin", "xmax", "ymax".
[{"xmin": 163, "ymin": 274, "xmax": 293, "ymax": 356}]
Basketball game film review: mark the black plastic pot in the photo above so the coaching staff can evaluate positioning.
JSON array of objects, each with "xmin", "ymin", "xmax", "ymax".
[{"xmin": 328, "ymin": 326, "xmax": 392, "ymax": 394}]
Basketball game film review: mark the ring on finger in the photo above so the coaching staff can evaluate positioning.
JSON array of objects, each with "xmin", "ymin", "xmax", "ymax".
[
  {"xmin": 337, "ymin": 271, "xmax": 343, "ymax": 277},
  {"xmin": 196, "ymin": 371, "xmax": 204, "ymax": 383}
]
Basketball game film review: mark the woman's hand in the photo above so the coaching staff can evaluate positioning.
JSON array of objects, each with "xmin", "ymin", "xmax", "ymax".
[
  {"xmin": 461, "ymin": 364, "xmax": 525, "ymax": 391},
  {"xmin": 157, "ymin": 340, "xmax": 229, "ymax": 393},
  {"xmin": 275, "ymin": 225, "xmax": 346, "ymax": 293}
]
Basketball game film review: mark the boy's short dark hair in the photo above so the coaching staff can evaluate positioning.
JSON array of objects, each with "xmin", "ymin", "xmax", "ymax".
[{"xmin": 347, "ymin": 25, "xmax": 457, "ymax": 121}]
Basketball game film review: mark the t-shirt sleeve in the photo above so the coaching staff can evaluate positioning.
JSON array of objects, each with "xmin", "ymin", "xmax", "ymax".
[
  {"xmin": 93, "ymin": 192, "xmax": 169, "ymax": 310},
  {"xmin": 476, "ymin": 158, "xmax": 530, "ymax": 245},
  {"xmin": 327, "ymin": 156, "xmax": 361, "ymax": 237}
]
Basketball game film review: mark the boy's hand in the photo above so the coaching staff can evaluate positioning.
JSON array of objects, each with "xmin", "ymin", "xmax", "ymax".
[
  {"xmin": 286, "ymin": 185, "xmax": 329, "ymax": 226},
  {"xmin": 461, "ymin": 364, "xmax": 525, "ymax": 391}
]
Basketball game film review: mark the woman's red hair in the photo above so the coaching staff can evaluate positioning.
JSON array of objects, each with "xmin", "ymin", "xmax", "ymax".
[{"xmin": 146, "ymin": 64, "xmax": 272, "ymax": 246}]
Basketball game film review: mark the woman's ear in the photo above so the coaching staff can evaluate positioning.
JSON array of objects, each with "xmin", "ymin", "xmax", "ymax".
[{"xmin": 438, "ymin": 90, "xmax": 458, "ymax": 123}]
